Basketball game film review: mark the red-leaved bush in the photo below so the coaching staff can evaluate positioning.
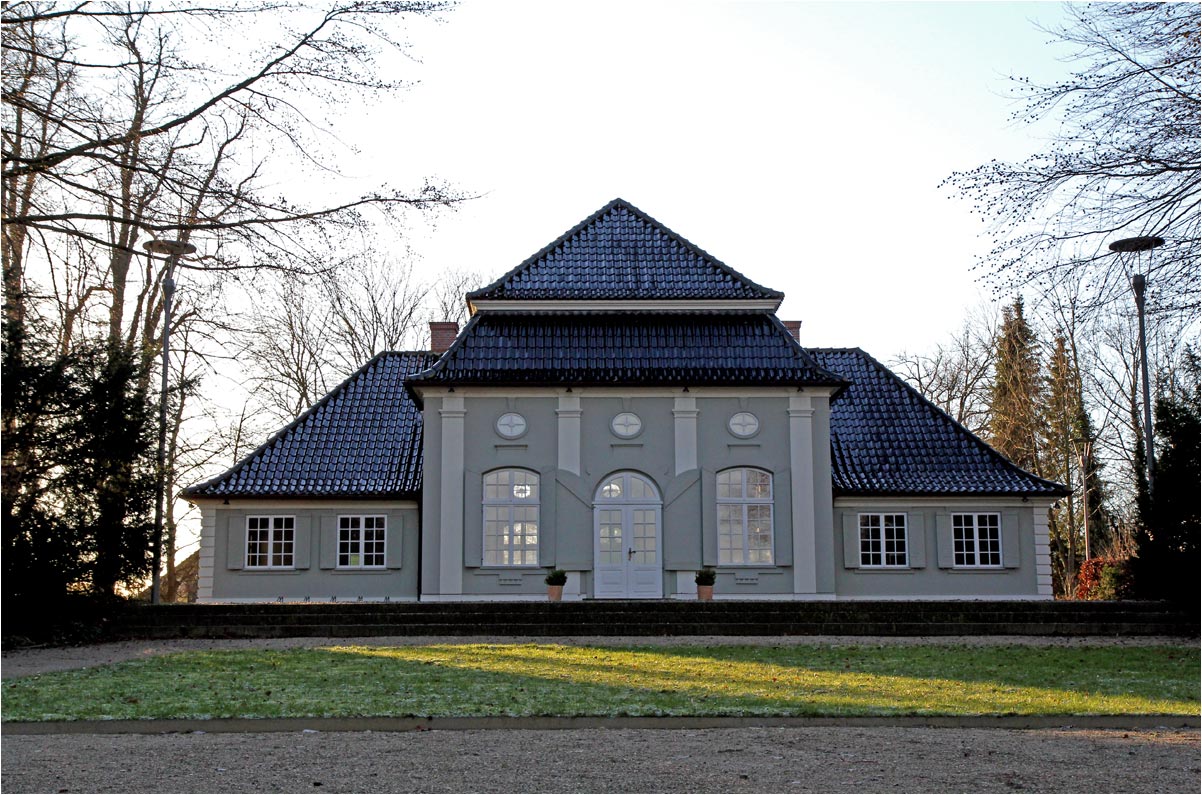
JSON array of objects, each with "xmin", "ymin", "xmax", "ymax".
[{"xmin": 1075, "ymin": 557, "xmax": 1133, "ymax": 600}]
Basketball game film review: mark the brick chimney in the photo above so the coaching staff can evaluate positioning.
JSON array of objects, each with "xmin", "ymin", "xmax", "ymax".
[
  {"xmin": 429, "ymin": 321, "xmax": 459, "ymax": 354},
  {"xmin": 782, "ymin": 320, "xmax": 802, "ymax": 341}
]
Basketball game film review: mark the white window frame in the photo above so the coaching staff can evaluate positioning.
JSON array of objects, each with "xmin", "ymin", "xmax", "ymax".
[
  {"xmin": 952, "ymin": 512, "xmax": 1003, "ymax": 568},
  {"xmin": 337, "ymin": 514, "xmax": 387, "ymax": 569},
  {"xmin": 716, "ymin": 467, "xmax": 775, "ymax": 566},
  {"xmin": 858, "ymin": 513, "xmax": 908, "ymax": 568},
  {"xmin": 483, "ymin": 468, "xmax": 540, "ymax": 567},
  {"xmin": 245, "ymin": 515, "xmax": 296, "ymax": 570}
]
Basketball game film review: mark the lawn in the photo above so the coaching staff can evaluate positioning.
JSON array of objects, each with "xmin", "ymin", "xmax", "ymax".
[{"xmin": 2, "ymin": 643, "xmax": 1197, "ymax": 721}]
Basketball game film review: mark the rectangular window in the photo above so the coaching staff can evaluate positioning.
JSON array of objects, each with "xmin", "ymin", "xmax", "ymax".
[
  {"xmin": 716, "ymin": 468, "xmax": 774, "ymax": 565},
  {"xmin": 484, "ymin": 505, "xmax": 539, "ymax": 566},
  {"xmin": 859, "ymin": 513, "xmax": 907, "ymax": 567},
  {"xmin": 953, "ymin": 513, "xmax": 1002, "ymax": 567},
  {"xmin": 338, "ymin": 515, "xmax": 386, "ymax": 568},
  {"xmin": 483, "ymin": 469, "xmax": 540, "ymax": 566},
  {"xmin": 246, "ymin": 516, "xmax": 295, "ymax": 569}
]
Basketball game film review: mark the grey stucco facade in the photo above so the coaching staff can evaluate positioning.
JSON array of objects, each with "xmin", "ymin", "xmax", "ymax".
[
  {"xmin": 199, "ymin": 500, "xmax": 421, "ymax": 601},
  {"xmin": 414, "ymin": 388, "xmax": 838, "ymax": 600}
]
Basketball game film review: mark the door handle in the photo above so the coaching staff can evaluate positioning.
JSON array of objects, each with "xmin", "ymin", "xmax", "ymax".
[{"xmin": 627, "ymin": 547, "xmax": 634, "ymax": 560}]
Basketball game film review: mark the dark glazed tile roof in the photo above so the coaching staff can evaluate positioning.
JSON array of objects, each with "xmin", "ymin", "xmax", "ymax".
[
  {"xmin": 184, "ymin": 352, "xmax": 436, "ymax": 499},
  {"xmin": 811, "ymin": 348, "xmax": 1067, "ymax": 497},
  {"xmin": 467, "ymin": 198, "xmax": 784, "ymax": 303},
  {"xmin": 407, "ymin": 314, "xmax": 846, "ymax": 389}
]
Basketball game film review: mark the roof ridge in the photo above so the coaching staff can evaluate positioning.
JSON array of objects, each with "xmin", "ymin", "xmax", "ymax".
[
  {"xmin": 183, "ymin": 351, "xmax": 434, "ymax": 498},
  {"xmin": 839, "ymin": 347, "xmax": 1067, "ymax": 494}
]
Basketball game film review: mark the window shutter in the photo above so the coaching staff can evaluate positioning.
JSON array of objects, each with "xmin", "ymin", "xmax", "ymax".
[
  {"xmin": 907, "ymin": 512, "xmax": 926, "ymax": 569},
  {"xmin": 386, "ymin": 512, "xmax": 404, "ymax": 569},
  {"xmin": 1001, "ymin": 511, "xmax": 1021, "ymax": 568},
  {"xmin": 841, "ymin": 513, "xmax": 860, "ymax": 569},
  {"xmin": 464, "ymin": 469, "xmax": 483, "ymax": 568},
  {"xmin": 319, "ymin": 515, "xmax": 337, "ymax": 569},
  {"xmin": 463, "ymin": 509, "xmax": 483, "ymax": 567},
  {"xmin": 293, "ymin": 514, "xmax": 311, "ymax": 570},
  {"xmin": 538, "ymin": 466, "xmax": 556, "ymax": 568},
  {"xmin": 773, "ymin": 470, "xmax": 792, "ymax": 566},
  {"xmin": 701, "ymin": 469, "xmax": 717, "ymax": 567},
  {"xmin": 936, "ymin": 512, "xmax": 954, "ymax": 568},
  {"xmin": 226, "ymin": 515, "xmax": 244, "ymax": 570}
]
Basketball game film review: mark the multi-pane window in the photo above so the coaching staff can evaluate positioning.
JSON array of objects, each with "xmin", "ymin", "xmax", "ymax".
[
  {"xmin": 338, "ymin": 515, "xmax": 386, "ymax": 568},
  {"xmin": 716, "ymin": 468, "xmax": 774, "ymax": 565},
  {"xmin": 953, "ymin": 513, "xmax": 1002, "ymax": 567},
  {"xmin": 859, "ymin": 513, "xmax": 908, "ymax": 567},
  {"xmin": 246, "ymin": 516, "xmax": 295, "ymax": 568},
  {"xmin": 483, "ymin": 469, "xmax": 539, "ymax": 566}
]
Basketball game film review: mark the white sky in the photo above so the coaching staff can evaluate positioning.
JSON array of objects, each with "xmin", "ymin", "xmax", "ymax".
[{"xmin": 330, "ymin": 0, "xmax": 1075, "ymax": 358}]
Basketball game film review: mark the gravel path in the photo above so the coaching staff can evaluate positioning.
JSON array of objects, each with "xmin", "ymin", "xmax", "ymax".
[
  {"xmin": 3, "ymin": 726, "xmax": 1198, "ymax": 793},
  {"xmin": 2, "ymin": 633, "xmax": 1192, "ymax": 679}
]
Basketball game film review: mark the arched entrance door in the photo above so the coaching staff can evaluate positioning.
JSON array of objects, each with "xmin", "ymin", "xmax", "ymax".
[{"xmin": 593, "ymin": 472, "xmax": 663, "ymax": 599}]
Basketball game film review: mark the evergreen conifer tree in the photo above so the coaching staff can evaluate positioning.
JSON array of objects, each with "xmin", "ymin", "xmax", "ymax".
[{"xmin": 988, "ymin": 299, "xmax": 1044, "ymax": 473}]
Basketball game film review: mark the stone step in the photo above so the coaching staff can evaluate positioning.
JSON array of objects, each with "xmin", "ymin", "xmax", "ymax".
[{"xmin": 102, "ymin": 600, "xmax": 1197, "ymax": 640}]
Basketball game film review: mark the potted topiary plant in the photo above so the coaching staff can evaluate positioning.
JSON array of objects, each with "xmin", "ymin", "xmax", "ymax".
[
  {"xmin": 544, "ymin": 569, "xmax": 567, "ymax": 601},
  {"xmin": 694, "ymin": 567, "xmax": 716, "ymax": 601}
]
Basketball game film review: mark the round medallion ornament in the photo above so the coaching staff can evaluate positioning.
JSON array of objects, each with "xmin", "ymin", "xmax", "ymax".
[
  {"xmin": 728, "ymin": 411, "xmax": 760, "ymax": 438},
  {"xmin": 495, "ymin": 412, "xmax": 527, "ymax": 439},
  {"xmin": 610, "ymin": 412, "xmax": 643, "ymax": 438}
]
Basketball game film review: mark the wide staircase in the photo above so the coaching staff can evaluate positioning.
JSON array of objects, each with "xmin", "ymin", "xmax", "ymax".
[{"xmin": 107, "ymin": 600, "xmax": 1198, "ymax": 640}]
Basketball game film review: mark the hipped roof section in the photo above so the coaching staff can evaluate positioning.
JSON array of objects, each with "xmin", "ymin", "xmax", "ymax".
[
  {"xmin": 811, "ymin": 348, "xmax": 1068, "ymax": 497},
  {"xmin": 183, "ymin": 352, "xmax": 435, "ymax": 500},
  {"xmin": 405, "ymin": 313, "xmax": 847, "ymax": 394},
  {"xmin": 467, "ymin": 198, "xmax": 784, "ymax": 306}
]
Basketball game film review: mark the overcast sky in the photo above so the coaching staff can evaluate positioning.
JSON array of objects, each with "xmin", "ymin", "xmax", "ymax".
[{"xmin": 324, "ymin": 0, "xmax": 1077, "ymax": 359}]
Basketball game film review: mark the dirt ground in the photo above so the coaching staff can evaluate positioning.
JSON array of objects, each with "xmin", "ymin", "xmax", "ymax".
[
  {"xmin": 3, "ymin": 726, "xmax": 1198, "ymax": 793},
  {"xmin": 2, "ymin": 636, "xmax": 1198, "ymax": 793}
]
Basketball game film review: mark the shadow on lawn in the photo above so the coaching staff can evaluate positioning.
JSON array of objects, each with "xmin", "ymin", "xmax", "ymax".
[{"xmin": 2, "ymin": 643, "xmax": 1196, "ymax": 721}]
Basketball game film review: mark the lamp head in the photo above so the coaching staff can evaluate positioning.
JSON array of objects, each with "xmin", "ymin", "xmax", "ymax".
[
  {"xmin": 143, "ymin": 239, "xmax": 196, "ymax": 258},
  {"xmin": 1108, "ymin": 236, "xmax": 1164, "ymax": 253}
]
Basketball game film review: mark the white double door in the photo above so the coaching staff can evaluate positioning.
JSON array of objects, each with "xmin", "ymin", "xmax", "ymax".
[{"xmin": 594, "ymin": 503, "xmax": 663, "ymax": 599}]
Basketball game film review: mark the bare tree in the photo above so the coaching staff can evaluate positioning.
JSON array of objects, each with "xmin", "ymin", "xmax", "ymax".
[
  {"xmin": 243, "ymin": 262, "xmax": 485, "ymax": 426},
  {"xmin": 429, "ymin": 266, "xmax": 484, "ymax": 326},
  {"xmin": 944, "ymin": 3, "xmax": 1199, "ymax": 327},
  {"xmin": 891, "ymin": 305, "xmax": 998, "ymax": 437},
  {"xmin": 2, "ymin": 1, "xmax": 464, "ymax": 598}
]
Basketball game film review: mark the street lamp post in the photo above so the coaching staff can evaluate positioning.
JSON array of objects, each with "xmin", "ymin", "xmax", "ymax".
[
  {"xmin": 1107, "ymin": 235, "xmax": 1163, "ymax": 504},
  {"xmin": 143, "ymin": 238, "xmax": 196, "ymax": 605}
]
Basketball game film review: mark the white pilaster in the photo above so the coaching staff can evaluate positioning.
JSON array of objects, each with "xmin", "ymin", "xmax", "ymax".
[
  {"xmin": 439, "ymin": 395, "xmax": 466, "ymax": 595},
  {"xmin": 197, "ymin": 506, "xmax": 216, "ymax": 600},
  {"xmin": 673, "ymin": 395, "xmax": 699, "ymax": 474},
  {"xmin": 1033, "ymin": 505, "xmax": 1054, "ymax": 597},
  {"xmin": 557, "ymin": 394, "xmax": 582, "ymax": 475},
  {"xmin": 788, "ymin": 395, "xmax": 817, "ymax": 594}
]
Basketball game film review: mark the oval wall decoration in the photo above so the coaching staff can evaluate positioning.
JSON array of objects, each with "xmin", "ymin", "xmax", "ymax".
[
  {"xmin": 610, "ymin": 412, "xmax": 643, "ymax": 439},
  {"xmin": 728, "ymin": 411, "xmax": 760, "ymax": 438},
  {"xmin": 495, "ymin": 412, "xmax": 528, "ymax": 439}
]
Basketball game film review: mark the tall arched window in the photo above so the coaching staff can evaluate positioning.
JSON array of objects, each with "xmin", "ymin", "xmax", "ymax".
[
  {"xmin": 483, "ymin": 469, "xmax": 539, "ymax": 566},
  {"xmin": 716, "ymin": 467, "xmax": 774, "ymax": 565}
]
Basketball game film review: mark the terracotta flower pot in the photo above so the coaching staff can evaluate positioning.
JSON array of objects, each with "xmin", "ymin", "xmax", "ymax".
[
  {"xmin": 696, "ymin": 584, "xmax": 713, "ymax": 601},
  {"xmin": 547, "ymin": 585, "xmax": 564, "ymax": 602}
]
